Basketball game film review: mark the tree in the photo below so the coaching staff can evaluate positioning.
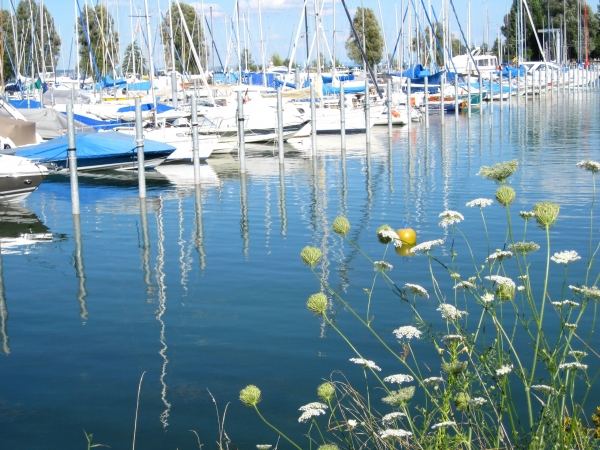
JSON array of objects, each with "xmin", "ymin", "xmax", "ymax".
[
  {"xmin": 241, "ymin": 48, "xmax": 256, "ymax": 71},
  {"xmin": 14, "ymin": 0, "xmax": 61, "ymax": 78},
  {"xmin": 411, "ymin": 22, "xmax": 445, "ymax": 66},
  {"xmin": 78, "ymin": 4, "xmax": 119, "ymax": 79},
  {"xmin": 451, "ymin": 35, "xmax": 467, "ymax": 57},
  {"xmin": 345, "ymin": 7, "xmax": 383, "ymax": 68},
  {"xmin": 122, "ymin": 42, "xmax": 146, "ymax": 76},
  {"xmin": 271, "ymin": 52, "xmax": 284, "ymax": 66},
  {"xmin": 161, "ymin": 3, "xmax": 209, "ymax": 74}
]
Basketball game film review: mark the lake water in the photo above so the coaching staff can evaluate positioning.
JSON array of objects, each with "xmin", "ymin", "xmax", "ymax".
[{"xmin": 1, "ymin": 91, "xmax": 600, "ymax": 449}]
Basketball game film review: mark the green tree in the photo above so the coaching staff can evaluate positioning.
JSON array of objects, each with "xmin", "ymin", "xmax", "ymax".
[
  {"xmin": 451, "ymin": 35, "xmax": 467, "ymax": 57},
  {"xmin": 241, "ymin": 48, "xmax": 256, "ymax": 71},
  {"xmin": 161, "ymin": 3, "xmax": 209, "ymax": 74},
  {"xmin": 121, "ymin": 42, "xmax": 146, "ymax": 76},
  {"xmin": 271, "ymin": 52, "xmax": 284, "ymax": 66},
  {"xmin": 15, "ymin": 0, "xmax": 61, "ymax": 78},
  {"xmin": 345, "ymin": 7, "xmax": 383, "ymax": 68},
  {"xmin": 78, "ymin": 4, "xmax": 119, "ymax": 79},
  {"xmin": 0, "ymin": 9, "xmax": 15, "ymax": 82},
  {"xmin": 411, "ymin": 22, "xmax": 445, "ymax": 66}
]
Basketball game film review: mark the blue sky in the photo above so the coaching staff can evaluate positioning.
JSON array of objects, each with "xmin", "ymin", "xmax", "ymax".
[{"xmin": 42, "ymin": 0, "xmax": 514, "ymax": 71}]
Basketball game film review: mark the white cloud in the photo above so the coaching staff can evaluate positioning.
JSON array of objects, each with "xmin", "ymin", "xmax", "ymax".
[
  {"xmin": 188, "ymin": 1, "xmax": 227, "ymax": 18},
  {"xmin": 239, "ymin": 0, "xmax": 305, "ymax": 11}
]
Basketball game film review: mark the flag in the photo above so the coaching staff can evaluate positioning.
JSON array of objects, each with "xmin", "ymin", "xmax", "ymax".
[
  {"xmin": 135, "ymin": 19, "xmax": 141, "ymax": 35},
  {"xmin": 300, "ymin": 34, "xmax": 305, "ymax": 38}
]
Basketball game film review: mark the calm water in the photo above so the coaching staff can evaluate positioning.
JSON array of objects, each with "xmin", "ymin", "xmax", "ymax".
[{"xmin": 2, "ymin": 92, "xmax": 600, "ymax": 449}]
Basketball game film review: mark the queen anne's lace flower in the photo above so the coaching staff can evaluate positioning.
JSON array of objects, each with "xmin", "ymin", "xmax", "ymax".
[
  {"xmin": 431, "ymin": 421, "xmax": 456, "ymax": 429},
  {"xmin": 466, "ymin": 198, "xmax": 493, "ymax": 208},
  {"xmin": 551, "ymin": 251, "xmax": 581, "ymax": 265},
  {"xmin": 299, "ymin": 402, "xmax": 328, "ymax": 412},
  {"xmin": 423, "ymin": 377, "xmax": 445, "ymax": 386},
  {"xmin": 437, "ymin": 304, "xmax": 468, "ymax": 321},
  {"xmin": 469, "ymin": 397, "xmax": 487, "ymax": 407},
  {"xmin": 410, "ymin": 239, "xmax": 444, "ymax": 253},
  {"xmin": 517, "ymin": 286, "xmax": 525, "ymax": 291},
  {"xmin": 442, "ymin": 334, "xmax": 464, "ymax": 343},
  {"xmin": 381, "ymin": 412, "xmax": 406, "ymax": 423},
  {"xmin": 347, "ymin": 419, "xmax": 358, "ymax": 429},
  {"xmin": 439, "ymin": 210, "xmax": 464, "ymax": 227},
  {"xmin": 531, "ymin": 384, "xmax": 558, "ymax": 395},
  {"xmin": 379, "ymin": 429, "xmax": 412, "ymax": 439},
  {"xmin": 349, "ymin": 358, "xmax": 381, "ymax": 371},
  {"xmin": 552, "ymin": 300, "xmax": 580, "ymax": 307},
  {"xmin": 384, "ymin": 374, "xmax": 414, "ymax": 384},
  {"xmin": 564, "ymin": 323, "xmax": 577, "ymax": 330},
  {"xmin": 509, "ymin": 241, "xmax": 540, "ymax": 253},
  {"xmin": 454, "ymin": 281, "xmax": 475, "ymax": 291},
  {"xmin": 559, "ymin": 362, "xmax": 588, "ymax": 371},
  {"xmin": 381, "ymin": 387, "xmax": 416, "ymax": 406},
  {"xmin": 485, "ymin": 275, "xmax": 516, "ymax": 289},
  {"xmin": 519, "ymin": 211, "xmax": 536, "ymax": 220},
  {"xmin": 393, "ymin": 326, "xmax": 422, "ymax": 339},
  {"xmin": 374, "ymin": 261, "xmax": 393, "ymax": 272},
  {"xmin": 486, "ymin": 250, "xmax": 514, "ymax": 263},
  {"xmin": 256, "ymin": 445, "xmax": 272, "ymax": 450},
  {"xmin": 404, "ymin": 283, "xmax": 429, "ymax": 298},
  {"xmin": 577, "ymin": 160, "xmax": 600, "ymax": 173},
  {"xmin": 481, "ymin": 293, "xmax": 495, "ymax": 303},
  {"xmin": 568, "ymin": 350, "xmax": 588, "ymax": 359},
  {"xmin": 496, "ymin": 365, "xmax": 513, "ymax": 376},
  {"xmin": 569, "ymin": 285, "xmax": 600, "ymax": 299}
]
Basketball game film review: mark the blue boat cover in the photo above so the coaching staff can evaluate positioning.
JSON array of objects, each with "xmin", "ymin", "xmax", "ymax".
[
  {"xmin": 9, "ymin": 99, "xmax": 42, "ymax": 108},
  {"xmin": 116, "ymin": 103, "xmax": 175, "ymax": 113},
  {"xmin": 104, "ymin": 76, "xmax": 127, "ymax": 87},
  {"xmin": 15, "ymin": 131, "xmax": 175, "ymax": 162},
  {"xmin": 322, "ymin": 74, "xmax": 354, "ymax": 83},
  {"xmin": 60, "ymin": 112, "xmax": 123, "ymax": 131},
  {"xmin": 322, "ymin": 84, "xmax": 368, "ymax": 95},
  {"xmin": 127, "ymin": 81, "xmax": 151, "ymax": 91}
]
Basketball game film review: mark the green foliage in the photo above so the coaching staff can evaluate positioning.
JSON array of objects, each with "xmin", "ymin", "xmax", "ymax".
[
  {"xmin": 0, "ymin": 1, "xmax": 61, "ymax": 80},
  {"xmin": 161, "ymin": 3, "xmax": 209, "ymax": 74},
  {"xmin": 240, "ymin": 48, "xmax": 256, "ymax": 71},
  {"xmin": 345, "ymin": 7, "xmax": 383, "ymax": 68},
  {"xmin": 271, "ymin": 52, "xmax": 284, "ymax": 67},
  {"xmin": 412, "ymin": 22, "xmax": 445, "ymax": 66},
  {"xmin": 78, "ymin": 4, "xmax": 119, "ymax": 79},
  {"xmin": 121, "ymin": 42, "xmax": 146, "ymax": 76}
]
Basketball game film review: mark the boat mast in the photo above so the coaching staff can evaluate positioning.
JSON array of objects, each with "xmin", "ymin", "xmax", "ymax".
[
  {"xmin": 258, "ymin": 0, "xmax": 266, "ymax": 86},
  {"xmin": 143, "ymin": 0, "xmax": 157, "ymax": 124}
]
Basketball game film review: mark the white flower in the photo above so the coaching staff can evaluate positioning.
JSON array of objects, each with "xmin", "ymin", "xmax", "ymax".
[
  {"xmin": 481, "ymin": 293, "xmax": 495, "ymax": 303},
  {"xmin": 454, "ymin": 281, "xmax": 475, "ymax": 291},
  {"xmin": 531, "ymin": 384, "xmax": 558, "ymax": 395},
  {"xmin": 439, "ymin": 210, "xmax": 464, "ymax": 227},
  {"xmin": 431, "ymin": 421, "xmax": 456, "ymax": 429},
  {"xmin": 552, "ymin": 300, "xmax": 580, "ymax": 308},
  {"xmin": 410, "ymin": 239, "xmax": 444, "ymax": 253},
  {"xmin": 551, "ymin": 251, "xmax": 581, "ymax": 265},
  {"xmin": 256, "ymin": 445, "xmax": 272, "ymax": 450},
  {"xmin": 496, "ymin": 365, "xmax": 513, "ymax": 376},
  {"xmin": 517, "ymin": 286, "xmax": 525, "ymax": 291},
  {"xmin": 393, "ymin": 326, "xmax": 422, "ymax": 340},
  {"xmin": 384, "ymin": 374, "xmax": 414, "ymax": 384},
  {"xmin": 485, "ymin": 275, "xmax": 516, "ymax": 289},
  {"xmin": 518, "ymin": 275, "xmax": 528, "ymax": 280},
  {"xmin": 442, "ymin": 334, "xmax": 464, "ymax": 344},
  {"xmin": 466, "ymin": 198, "xmax": 493, "ymax": 208},
  {"xmin": 520, "ymin": 211, "xmax": 536, "ymax": 220},
  {"xmin": 378, "ymin": 228, "xmax": 402, "ymax": 247},
  {"xmin": 564, "ymin": 323, "xmax": 577, "ymax": 330},
  {"xmin": 469, "ymin": 397, "xmax": 487, "ymax": 407},
  {"xmin": 450, "ymin": 272, "xmax": 461, "ymax": 279},
  {"xmin": 404, "ymin": 283, "xmax": 429, "ymax": 298},
  {"xmin": 299, "ymin": 402, "xmax": 328, "ymax": 412},
  {"xmin": 349, "ymin": 358, "xmax": 381, "ymax": 371},
  {"xmin": 559, "ymin": 362, "xmax": 588, "ymax": 371},
  {"xmin": 577, "ymin": 160, "xmax": 600, "ymax": 173},
  {"xmin": 381, "ymin": 412, "xmax": 406, "ymax": 423},
  {"xmin": 347, "ymin": 419, "xmax": 358, "ymax": 429},
  {"xmin": 570, "ymin": 285, "xmax": 600, "ymax": 299},
  {"xmin": 568, "ymin": 350, "xmax": 587, "ymax": 359},
  {"xmin": 379, "ymin": 429, "xmax": 412, "ymax": 439},
  {"xmin": 437, "ymin": 304, "xmax": 468, "ymax": 321},
  {"xmin": 486, "ymin": 250, "xmax": 514, "ymax": 263},
  {"xmin": 423, "ymin": 377, "xmax": 444, "ymax": 386},
  {"xmin": 374, "ymin": 261, "xmax": 393, "ymax": 272}
]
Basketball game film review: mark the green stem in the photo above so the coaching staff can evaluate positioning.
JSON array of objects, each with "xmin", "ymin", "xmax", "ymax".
[{"xmin": 253, "ymin": 406, "xmax": 303, "ymax": 450}]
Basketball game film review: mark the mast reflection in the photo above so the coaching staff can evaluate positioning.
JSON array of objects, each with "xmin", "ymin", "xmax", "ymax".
[
  {"xmin": 0, "ymin": 251, "xmax": 9, "ymax": 354},
  {"xmin": 194, "ymin": 184, "xmax": 206, "ymax": 269},
  {"xmin": 139, "ymin": 198, "xmax": 153, "ymax": 298},
  {"xmin": 72, "ymin": 214, "xmax": 88, "ymax": 320},
  {"xmin": 278, "ymin": 165, "xmax": 287, "ymax": 236},
  {"xmin": 240, "ymin": 173, "xmax": 249, "ymax": 256}
]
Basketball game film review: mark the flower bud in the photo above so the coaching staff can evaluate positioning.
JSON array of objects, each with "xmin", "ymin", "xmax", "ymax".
[
  {"xmin": 495, "ymin": 186, "xmax": 516, "ymax": 206},
  {"xmin": 301, "ymin": 246, "xmax": 322, "ymax": 266},
  {"xmin": 317, "ymin": 382, "xmax": 336, "ymax": 402},
  {"xmin": 533, "ymin": 202, "xmax": 559, "ymax": 227},
  {"xmin": 307, "ymin": 293, "xmax": 328, "ymax": 315},
  {"xmin": 332, "ymin": 217, "xmax": 351, "ymax": 235},
  {"xmin": 496, "ymin": 284, "xmax": 515, "ymax": 301},
  {"xmin": 239, "ymin": 385, "xmax": 262, "ymax": 406},
  {"xmin": 454, "ymin": 392, "xmax": 470, "ymax": 411}
]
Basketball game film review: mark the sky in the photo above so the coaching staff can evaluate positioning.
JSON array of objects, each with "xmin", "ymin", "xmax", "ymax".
[{"xmin": 39, "ymin": 0, "xmax": 515, "ymax": 71}]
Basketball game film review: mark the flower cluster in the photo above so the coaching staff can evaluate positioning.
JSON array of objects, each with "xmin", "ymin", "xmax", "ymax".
[
  {"xmin": 349, "ymin": 358, "xmax": 381, "ymax": 371},
  {"xmin": 373, "ymin": 261, "xmax": 393, "ymax": 272},
  {"xmin": 439, "ymin": 210, "xmax": 464, "ymax": 227},
  {"xmin": 298, "ymin": 402, "xmax": 328, "ymax": 423},
  {"xmin": 423, "ymin": 377, "xmax": 445, "ymax": 386},
  {"xmin": 454, "ymin": 281, "xmax": 475, "ymax": 291},
  {"xmin": 379, "ymin": 429, "xmax": 412, "ymax": 439},
  {"xmin": 384, "ymin": 374, "xmax": 414, "ymax": 384},
  {"xmin": 568, "ymin": 350, "xmax": 587, "ymax": 359},
  {"xmin": 393, "ymin": 326, "xmax": 422, "ymax": 340},
  {"xmin": 381, "ymin": 387, "xmax": 416, "ymax": 406},
  {"xmin": 376, "ymin": 225, "xmax": 402, "ymax": 247},
  {"xmin": 466, "ymin": 198, "xmax": 494, "ymax": 208},
  {"xmin": 531, "ymin": 384, "xmax": 558, "ymax": 396},
  {"xmin": 559, "ymin": 362, "xmax": 588, "ymax": 371},
  {"xmin": 485, "ymin": 275, "xmax": 516, "ymax": 289},
  {"xmin": 481, "ymin": 293, "xmax": 495, "ymax": 303},
  {"xmin": 577, "ymin": 159, "xmax": 600, "ymax": 173},
  {"xmin": 437, "ymin": 304, "xmax": 468, "ymax": 321},
  {"xmin": 569, "ymin": 285, "xmax": 600, "ymax": 299},
  {"xmin": 485, "ymin": 250, "xmax": 514, "ymax": 263},
  {"xmin": 442, "ymin": 334, "xmax": 464, "ymax": 344},
  {"xmin": 509, "ymin": 241, "xmax": 540, "ymax": 254},
  {"xmin": 478, "ymin": 159, "xmax": 519, "ymax": 182},
  {"xmin": 404, "ymin": 283, "xmax": 429, "ymax": 298},
  {"xmin": 496, "ymin": 365, "xmax": 513, "ymax": 376},
  {"xmin": 520, "ymin": 211, "xmax": 536, "ymax": 220},
  {"xmin": 431, "ymin": 421, "xmax": 456, "ymax": 430},
  {"xmin": 381, "ymin": 412, "xmax": 406, "ymax": 423},
  {"xmin": 410, "ymin": 239, "xmax": 444, "ymax": 253},
  {"xmin": 551, "ymin": 300, "xmax": 579, "ymax": 308},
  {"xmin": 551, "ymin": 250, "xmax": 581, "ymax": 265}
]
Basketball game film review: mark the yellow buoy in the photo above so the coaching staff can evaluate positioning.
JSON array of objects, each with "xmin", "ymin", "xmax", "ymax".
[
  {"xmin": 396, "ymin": 243, "xmax": 415, "ymax": 257},
  {"xmin": 396, "ymin": 227, "xmax": 417, "ymax": 246}
]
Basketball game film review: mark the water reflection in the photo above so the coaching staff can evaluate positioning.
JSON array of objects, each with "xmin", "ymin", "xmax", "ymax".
[
  {"xmin": 240, "ymin": 173, "xmax": 249, "ymax": 256},
  {"xmin": 72, "ymin": 214, "xmax": 88, "ymax": 320},
  {"xmin": 194, "ymin": 184, "xmax": 206, "ymax": 269},
  {"xmin": 278, "ymin": 165, "xmax": 287, "ymax": 236},
  {"xmin": 0, "ymin": 251, "xmax": 9, "ymax": 354},
  {"xmin": 154, "ymin": 197, "xmax": 171, "ymax": 429},
  {"xmin": 139, "ymin": 198, "xmax": 153, "ymax": 297},
  {"xmin": 0, "ymin": 204, "xmax": 54, "ymax": 254}
]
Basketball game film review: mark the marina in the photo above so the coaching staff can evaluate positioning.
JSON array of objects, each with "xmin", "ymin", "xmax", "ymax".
[{"xmin": 1, "ymin": 88, "xmax": 600, "ymax": 447}]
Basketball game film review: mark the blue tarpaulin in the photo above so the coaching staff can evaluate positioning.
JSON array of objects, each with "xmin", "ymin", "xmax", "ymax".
[
  {"xmin": 126, "ymin": 81, "xmax": 151, "ymax": 91},
  {"xmin": 15, "ymin": 131, "xmax": 175, "ymax": 163},
  {"xmin": 322, "ymin": 84, "xmax": 368, "ymax": 95},
  {"xmin": 321, "ymin": 74, "xmax": 354, "ymax": 83},
  {"xmin": 242, "ymin": 72, "xmax": 277, "ymax": 88},
  {"xmin": 9, "ymin": 99, "xmax": 42, "ymax": 108},
  {"xmin": 60, "ymin": 112, "xmax": 123, "ymax": 131},
  {"xmin": 104, "ymin": 76, "xmax": 127, "ymax": 87},
  {"xmin": 116, "ymin": 103, "xmax": 175, "ymax": 113}
]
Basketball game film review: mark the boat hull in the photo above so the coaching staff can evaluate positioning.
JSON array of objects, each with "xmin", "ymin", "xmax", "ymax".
[{"xmin": 0, "ymin": 155, "xmax": 48, "ymax": 203}]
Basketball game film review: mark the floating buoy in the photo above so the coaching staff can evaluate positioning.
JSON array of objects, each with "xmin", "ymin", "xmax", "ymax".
[
  {"xmin": 391, "ymin": 109, "xmax": 401, "ymax": 118},
  {"xmin": 396, "ymin": 226, "xmax": 417, "ymax": 246},
  {"xmin": 396, "ymin": 243, "xmax": 415, "ymax": 257}
]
